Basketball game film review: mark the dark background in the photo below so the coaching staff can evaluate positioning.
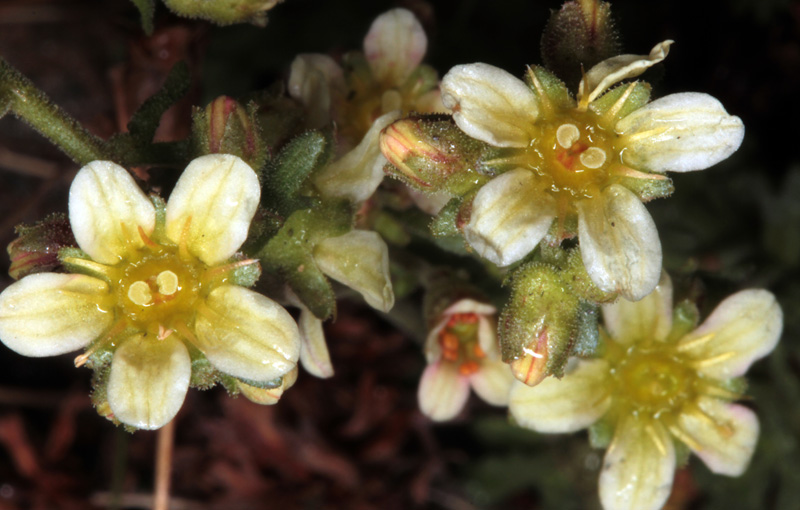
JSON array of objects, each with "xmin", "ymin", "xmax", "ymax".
[{"xmin": 0, "ymin": 0, "xmax": 798, "ymax": 508}]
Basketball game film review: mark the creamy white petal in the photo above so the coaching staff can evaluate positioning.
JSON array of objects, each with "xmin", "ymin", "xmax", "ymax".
[
  {"xmin": 476, "ymin": 314, "xmax": 500, "ymax": 357},
  {"xmin": 616, "ymin": 92, "xmax": 745, "ymax": 173},
  {"xmin": 577, "ymin": 185, "xmax": 662, "ymax": 301},
  {"xmin": 465, "ymin": 169, "xmax": 556, "ymax": 267},
  {"xmin": 195, "ymin": 285, "xmax": 300, "ymax": 382},
  {"xmin": 441, "ymin": 63, "xmax": 539, "ymax": 148},
  {"xmin": 509, "ymin": 359, "xmax": 611, "ymax": 433},
  {"xmin": 364, "ymin": 8, "xmax": 426, "ymax": 86},
  {"xmin": 298, "ymin": 306, "xmax": 334, "ymax": 378},
  {"xmin": 423, "ymin": 318, "xmax": 446, "ymax": 364},
  {"xmin": 407, "ymin": 187, "xmax": 452, "ymax": 215},
  {"xmin": 599, "ymin": 416, "xmax": 676, "ymax": 510},
  {"xmin": 165, "ymin": 154, "xmax": 260, "ymax": 266},
  {"xmin": 314, "ymin": 111, "xmax": 400, "ymax": 203},
  {"xmin": 237, "ymin": 367, "xmax": 298, "ymax": 405},
  {"xmin": 579, "ymin": 40, "xmax": 673, "ymax": 106},
  {"xmin": 107, "ymin": 334, "xmax": 191, "ymax": 430},
  {"xmin": 314, "ymin": 230, "xmax": 394, "ymax": 312},
  {"xmin": 677, "ymin": 289, "xmax": 782, "ymax": 379},
  {"xmin": 443, "ymin": 298, "xmax": 497, "ymax": 317},
  {"xmin": 69, "ymin": 161, "xmax": 156, "ymax": 265},
  {"xmin": 418, "ymin": 361, "xmax": 471, "ymax": 421},
  {"xmin": 0, "ymin": 273, "xmax": 112, "ymax": 357},
  {"xmin": 288, "ymin": 53, "xmax": 345, "ymax": 129},
  {"xmin": 602, "ymin": 272, "xmax": 673, "ymax": 344},
  {"xmin": 677, "ymin": 398, "xmax": 759, "ymax": 476},
  {"xmin": 470, "ymin": 360, "xmax": 514, "ymax": 406}
]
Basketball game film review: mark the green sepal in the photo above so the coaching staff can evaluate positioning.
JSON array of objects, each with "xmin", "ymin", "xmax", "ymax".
[
  {"xmin": 191, "ymin": 97, "xmax": 269, "ymax": 171},
  {"xmin": 617, "ymin": 173, "xmax": 674, "ymax": 202},
  {"xmin": 161, "ymin": 0, "xmax": 277, "ymax": 26},
  {"xmin": 563, "ymin": 248, "xmax": 617, "ymax": 303},
  {"xmin": 373, "ymin": 211, "xmax": 412, "ymax": 247},
  {"xmin": 229, "ymin": 256, "xmax": 262, "ymax": 288},
  {"xmin": 400, "ymin": 63, "xmax": 439, "ymax": 97},
  {"xmin": 59, "ymin": 247, "xmax": 105, "ymax": 279},
  {"xmin": 525, "ymin": 65, "xmax": 575, "ymax": 114},
  {"xmin": 674, "ymin": 439, "xmax": 691, "ymax": 468},
  {"xmin": 234, "ymin": 375, "xmax": 284, "ymax": 390},
  {"xmin": 249, "ymin": 85, "xmax": 306, "ymax": 154},
  {"xmin": 590, "ymin": 81, "xmax": 652, "ymax": 125},
  {"xmin": 128, "ymin": 0, "xmax": 155, "ymax": 35},
  {"xmin": 188, "ymin": 347, "xmax": 221, "ymax": 390},
  {"xmin": 8, "ymin": 212, "xmax": 76, "ymax": 280},
  {"xmin": 430, "ymin": 198, "xmax": 462, "ymax": 238},
  {"xmin": 262, "ymin": 129, "xmax": 335, "ymax": 215},
  {"xmin": 571, "ymin": 301, "xmax": 600, "ymax": 358},
  {"xmin": 667, "ymin": 299, "xmax": 701, "ymax": 343},
  {"xmin": 588, "ymin": 415, "xmax": 615, "ymax": 449}
]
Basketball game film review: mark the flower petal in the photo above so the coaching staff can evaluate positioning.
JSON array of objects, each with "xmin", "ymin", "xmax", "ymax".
[
  {"xmin": 470, "ymin": 360, "xmax": 514, "ymax": 406},
  {"xmin": 314, "ymin": 111, "xmax": 400, "ymax": 203},
  {"xmin": 599, "ymin": 416, "xmax": 676, "ymax": 510},
  {"xmin": 616, "ymin": 92, "xmax": 745, "ymax": 173},
  {"xmin": 69, "ymin": 161, "xmax": 156, "ymax": 265},
  {"xmin": 298, "ymin": 306, "xmax": 334, "ymax": 378},
  {"xmin": 0, "ymin": 273, "xmax": 112, "ymax": 357},
  {"xmin": 602, "ymin": 271, "xmax": 673, "ymax": 344},
  {"xmin": 579, "ymin": 40, "xmax": 673, "ymax": 106},
  {"xmin": 676, "ymin": 398, "xmax": 759, "ymax": 476},
  {"xmin": 465, "ymin": 169, "xmax": 556, "ymax": 267},
  {"xmin": 509, "ymin": 359, "xmax": 611, "ymax": 433},
  {"xmin": 313, "ymin": 230, "xmax": 394, "ymax": 312},
  {"xmin": 676, "ymin": 289, "xmax": 782, "ymax": 379},
  {"xmin": 107, "ymin": 334, "xmax": 190, "ymax": 430},
  {"xmin": 418, "ymin": 361, "xmax": 471, "ymax": 421},
  {"xmin": 165, "ymin": 154, "xmax": 260, "ymax": 266},
  {"xmin": 441, "ymin": 63, "xmax": 539, "ymax": 148},
  {"xmin": 195, "ymin": 285, "xmax": 300, "ymax": 382},
  {"xmin": 364, "ymin": 8, "xmax": 426, "ymax": 86},
  {"xmin": 577, "ymin": 185, "xmax": 662, "ymax": 301},
  {"xmin": 288, "ymin": 53, "xmax": 346, "ymax": 129}
]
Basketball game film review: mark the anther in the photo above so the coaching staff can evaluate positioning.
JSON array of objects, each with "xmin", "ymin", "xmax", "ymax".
[
  {"xmin": 156, "ymin": 270, "xmax": 179, "ymax": 295},
  {"xmin": 128, "ymin": 281, "xmax": 153, "ymax": 306},
  {"xmin": 579, "ymin": 147, "xmax": 607, "ymax": 169},
  {"xmin": 556, "ymin": 123, "xmax": 580, "ymax": 149}
]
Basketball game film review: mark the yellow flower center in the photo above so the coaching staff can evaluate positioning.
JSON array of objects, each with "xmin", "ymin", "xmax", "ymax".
[
  {"xmin": 612, "ymin": 348, "xmax": 697, "ymax": 419},
  {"xmin": 437, "ymin": 313, "xmax": 486, "ymax": 376},
  {"xmin": 525, "ymin": 112, "xmax": 616, "ymax": 201},
  {"xmin": 117, "ymin": 245, "xmax": 203, "ymax": 330}
]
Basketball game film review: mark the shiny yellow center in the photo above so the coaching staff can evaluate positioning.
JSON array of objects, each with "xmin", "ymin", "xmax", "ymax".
[
  {"xmin": 117, "ymin": 245, "xmax": 202, "ymax": 329},
  {"xmin": 525, "ymin": 112, "xmax": 616, "ymax": 200}
]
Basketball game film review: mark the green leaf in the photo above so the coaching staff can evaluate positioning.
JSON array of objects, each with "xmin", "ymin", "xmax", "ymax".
[{"xmin": 128, "ymin": 0, "xmax": 155, "ymax": 36}]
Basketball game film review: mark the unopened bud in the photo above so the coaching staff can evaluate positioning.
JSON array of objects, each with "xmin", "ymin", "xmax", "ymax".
[
  {"xmin": 380, "ymin": 114, "xmax": 487, "ymax": 192},
  {"xmin": 541, "ymin": 0, "xmax": 621, "ymax": 89},
  {"xmin": 509, "ymin": 329, "xmax": 549, "ymax": 386},
  {"xmin": 162, "ymin": 0, "xmax": 281, "ymax": 27},
  {"xmin": 196, "ymin": 96, "xmax": 265, "ymax": 170},
  {"xmin": 8, "ymin": 213, "xmax": 76, "ymax": 280},
  {"xmin": 237, "ymin": 367, "xmax": 298, "ymax": 405}
]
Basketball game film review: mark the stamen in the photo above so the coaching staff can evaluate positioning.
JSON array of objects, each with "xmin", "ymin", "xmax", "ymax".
[
  {"xmin": 667, "ymin": 424, "xmax": 703, "ymax": 452},
  {"xmin": 458, "ymin": 360, "xmax": 480, "ymax": 376},
  {"xmin": 602, "ymin": 82, "xmax": 638, "ymax": 124},
  {"xmin": 690, "ymin": 351, "xmax": 736, "ymax": 369},
  {"xmin": 579, "ymin": 147, "xmax": 607, "ymax": 169},
  {"xmin": 645, "ymin": 422, "xmax": 668, "ymax": 456},
  {"xmin": 178, "ymin": 217, "xmax": 193, "ymax": 261},
  {"xmin": 556, "ymin": 124, "xmax": 580, "ymax": 149},
  {"xmin": 138, "ymin": 225, "xmax": 159, "ymax": 249},
  {"xmin": 698, "ymin": 383, "xmax": 743, "ymax": 401},
  {"xmin": 128, "ymin": 281, "xmax": 153, "ymax": 306},
  {"xmin": 157, "ymin": 324, "xmax": 174, "ymax": 341},
  {"xmin": 156, "ymin": 270, "xmax": 179, "ymax": 295},
  {"xmin": 676, "ymin": 332, "xmax": 716, "ymax": 352}
]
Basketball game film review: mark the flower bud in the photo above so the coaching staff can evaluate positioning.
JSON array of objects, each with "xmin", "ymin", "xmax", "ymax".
[
  {"xmin": 380, "ymin": 114, "xmax": 488, "ymax": 192},
  {"xmin": 237, "ymin": 367, "xmax": 298, "ymax": 405},
  {"xmin": 8, "ymin": 213, "xmax": 76, "ymax": 280},
  {"xmin": 162, "ymin": 0, "xmax": 281, "ymax": 27},
  {"xmin": 195, "ymin": 96, "xmax": 266, "ymax": 170},
  {"xmin": 540, "ymin": 0, "xmax": 621, "ymax": 89}
]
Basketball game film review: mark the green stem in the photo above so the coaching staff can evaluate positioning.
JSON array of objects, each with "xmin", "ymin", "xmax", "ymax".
[{"xmin": 0, "ymin": 57, "xmax": 110, "ymax": 165}]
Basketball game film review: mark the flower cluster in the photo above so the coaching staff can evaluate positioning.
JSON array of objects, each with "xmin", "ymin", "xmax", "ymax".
[{"xmin": 0, "ymin": 155, "xmax": 301, "ymax": 429}]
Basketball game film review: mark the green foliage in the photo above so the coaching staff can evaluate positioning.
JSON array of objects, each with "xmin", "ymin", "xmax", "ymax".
[{"xmin": 128, "ymin": 0, "xmax": 156, "ymax": 36}]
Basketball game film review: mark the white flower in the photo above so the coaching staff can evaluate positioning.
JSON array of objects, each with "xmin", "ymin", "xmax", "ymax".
[
  {"xmin": 0, "ymin": 155, "xmax": 301, "ymax": 430},
  {"xmin": 441, "ymin": 41, "xmax": 744, "ymax": 300},
  {"xmin": 418, "ymin": 299, "xmax": 514, "ymax": 421},
  {"xmin": 509, "ymin": 274, "xmax": 782, "ymax": 510},
  {"xmin": 289, "ymin": 8, "xmax": 443, "ymax": 203}
]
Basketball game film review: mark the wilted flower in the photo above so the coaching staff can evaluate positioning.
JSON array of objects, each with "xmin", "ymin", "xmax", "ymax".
[
  {"xmin": 509, "ymin": 274, "xmax": 782, "ymax": 510},
  {"xmin": 289, "ymin": 8, "xmax": 443, "ymax": 203},
  {"xmin": 419, "ymin": 299, "xmax": 514, "ymax": 421},
  {"xmin": 441, "ymin": 41, "xmax": 744, "ymax": 300},
  {"xmin": 0, "ymin": 155, "xmax": 301, "ymax": 430}
]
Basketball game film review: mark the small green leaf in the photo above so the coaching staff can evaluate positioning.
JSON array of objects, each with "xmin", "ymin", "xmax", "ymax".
[{"xmin": 129, "ymin": 0, "xmax": 155, "ymax": 36}]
